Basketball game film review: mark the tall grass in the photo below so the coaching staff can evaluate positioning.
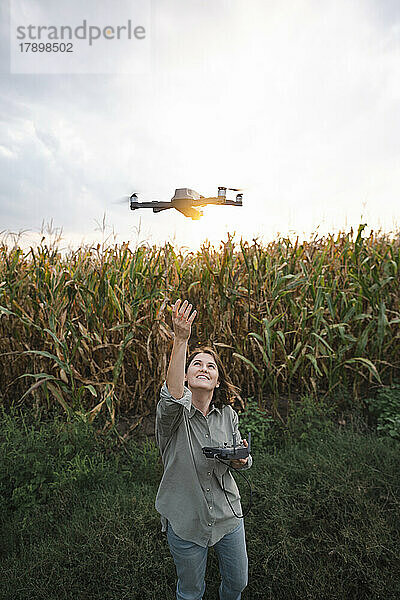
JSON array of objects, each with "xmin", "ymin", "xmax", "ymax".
[{"xmin": 0, "ymin": 225, "xmax": 399, "ymax": 421}]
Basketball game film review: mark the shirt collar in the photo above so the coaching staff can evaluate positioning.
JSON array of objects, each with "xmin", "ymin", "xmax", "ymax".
[{"xmin": 188, "ymin": 404, "xmax": 221, "ymax": 418}]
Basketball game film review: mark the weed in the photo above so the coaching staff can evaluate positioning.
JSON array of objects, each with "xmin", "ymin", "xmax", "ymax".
[
  {"xmin": 238, "ymin": 398, "xmax": 279, "ymax": 450},
  {"xmin": 364, "ymin": 383, "xmax": 400, "ymax": 439}
]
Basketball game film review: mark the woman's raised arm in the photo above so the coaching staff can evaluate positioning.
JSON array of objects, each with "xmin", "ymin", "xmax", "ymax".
[{"xmin": 166, "ymin": 299, "xmax": 197, "ymax": 399}]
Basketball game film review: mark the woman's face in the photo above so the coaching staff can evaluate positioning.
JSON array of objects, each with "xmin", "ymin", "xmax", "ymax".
[{"xmin": 185, "ymin": 352, "xmax": 220, "ymax": 392}]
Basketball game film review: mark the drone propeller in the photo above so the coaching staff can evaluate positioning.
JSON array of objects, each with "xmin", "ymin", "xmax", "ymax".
[
  {"xmin": 112, "ymin": 192, "xmax": 140, "ymax": 205},
  {"xmin": 112, "ymin": 196, "xmax": 129, "ymax": 205},
  {"xmin": 218, "ymin": 186, "xmax": 244, "ymax": 192}
]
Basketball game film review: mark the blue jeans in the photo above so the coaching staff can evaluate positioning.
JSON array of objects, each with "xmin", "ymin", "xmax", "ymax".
[{"xmin": 166, "ymin": 520, "xmax": 248, "ymax": 600}]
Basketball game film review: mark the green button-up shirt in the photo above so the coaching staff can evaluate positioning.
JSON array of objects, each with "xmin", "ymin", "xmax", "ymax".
[{"xmin": 155, "ymin": 381, "xmax": 253, "ymax": 547}]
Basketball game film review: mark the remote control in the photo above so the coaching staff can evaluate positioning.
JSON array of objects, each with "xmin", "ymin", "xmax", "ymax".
[{"xmin": 202, "ymin": 432, "xmax": 251, "ymax": 460}]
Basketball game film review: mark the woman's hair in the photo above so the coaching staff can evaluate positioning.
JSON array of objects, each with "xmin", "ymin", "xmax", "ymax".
[{"xmin": 185, "ymin": 346, "xmax": 241, "ymax": 408}]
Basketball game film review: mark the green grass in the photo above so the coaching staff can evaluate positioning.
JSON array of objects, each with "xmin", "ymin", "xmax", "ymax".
[{"xmin": 0, "ymin": 409, "xmax": 399, "ymax": 600}]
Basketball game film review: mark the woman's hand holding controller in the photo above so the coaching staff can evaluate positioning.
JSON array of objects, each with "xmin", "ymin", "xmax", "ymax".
[{"xmin": 230, "ymin": 439, "xmax": 249, "ymax": 469}]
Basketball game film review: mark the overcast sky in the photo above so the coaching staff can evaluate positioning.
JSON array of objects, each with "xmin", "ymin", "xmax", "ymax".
[{"xmin": 1, "ymin": 0, "xmax": 399, "ymax": 251}]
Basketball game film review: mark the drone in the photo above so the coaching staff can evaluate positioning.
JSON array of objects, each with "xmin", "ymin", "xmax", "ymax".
[{"xmin": 124, "ymin": 187, "xmax": 243, "ymax": 220}]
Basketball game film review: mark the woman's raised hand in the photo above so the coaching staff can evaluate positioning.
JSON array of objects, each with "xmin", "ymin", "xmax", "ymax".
[{"xmin": 171, "ymin": 299, "xmax": 197, "ymax": 341}]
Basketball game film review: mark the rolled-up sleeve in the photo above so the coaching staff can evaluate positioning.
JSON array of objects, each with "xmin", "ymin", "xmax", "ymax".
[{"xmin": 156, "ymin": 381, "xmax": 193, "ymax": 442}]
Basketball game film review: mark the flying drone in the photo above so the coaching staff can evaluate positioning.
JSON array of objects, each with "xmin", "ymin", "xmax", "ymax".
[{"xmin": 122, "ymin": 187, "xmax": 243, "ymax": 220}]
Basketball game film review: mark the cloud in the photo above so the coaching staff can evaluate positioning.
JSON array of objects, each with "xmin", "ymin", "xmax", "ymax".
[{"xmin": 0, "ymin": 0, "xmax": 399, "ymax": 249}]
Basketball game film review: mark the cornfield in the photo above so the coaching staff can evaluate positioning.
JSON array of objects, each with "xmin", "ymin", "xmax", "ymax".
[{"xmin": 0, "ymin": 224, "xmax": 399, "ymax": 424}]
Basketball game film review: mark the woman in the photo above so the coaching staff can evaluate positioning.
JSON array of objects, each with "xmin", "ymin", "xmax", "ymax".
[{"xmin": 155, "ymin": 299, "xmax": 252, "ymax": 600}]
